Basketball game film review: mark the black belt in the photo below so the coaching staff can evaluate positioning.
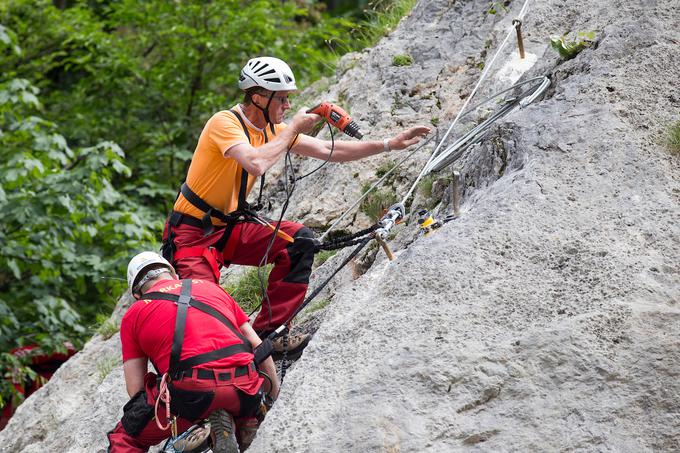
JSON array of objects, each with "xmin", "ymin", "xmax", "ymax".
[
  {"xmin": 179, "ymin": 363, "xmax": 255, "ymax": 381},
  {"xmin": 169, "ymin": 211, "xmax": 213, "ymax": 230}
]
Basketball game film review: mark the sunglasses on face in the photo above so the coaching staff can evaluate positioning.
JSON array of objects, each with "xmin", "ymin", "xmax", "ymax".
[{"xmin": 257, "ymin": 92, "xmax": 290, "ymax": 104}]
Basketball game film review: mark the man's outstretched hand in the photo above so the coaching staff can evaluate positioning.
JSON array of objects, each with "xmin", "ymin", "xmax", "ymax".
[{"xmin": 387, "ymin": 126, "xmax": 432, "ymax": 151}]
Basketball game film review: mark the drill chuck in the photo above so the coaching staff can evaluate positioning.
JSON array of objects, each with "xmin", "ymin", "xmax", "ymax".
[{"xmin": 344, "ymin": 121, "xmax": 364, "ymax": 139}]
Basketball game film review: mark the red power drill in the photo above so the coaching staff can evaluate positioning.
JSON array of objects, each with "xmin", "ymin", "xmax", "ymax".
[{"xmin": 307, "ymin": 102, "xmax": 364, "ymax": 139}]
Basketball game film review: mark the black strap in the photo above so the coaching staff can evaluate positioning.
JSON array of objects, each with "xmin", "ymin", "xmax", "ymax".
[
  {"xmin": 176, "ymin": 343, "xmax": 252, "ymax": 371},
  {"xmin": 141, "ymin": 282, "xmax": 253, "ymax": 377},
  {"xmin": 142, "ymin": 291, "xmax": 251, "ymax": 346},
  {"xmin": 230, "ymin": 108, "xmax": 268, "ymax": 211},
  {"xmin": 174, "ymin": 109, "xmax": 268, "ymax": 237},
  {"xmin": 168, "ymin": 279, "xmax": 193, "ymax": 378},
  {"xmin": 180, "ymin": 183, "xmax": 233, "ymax": 235}
]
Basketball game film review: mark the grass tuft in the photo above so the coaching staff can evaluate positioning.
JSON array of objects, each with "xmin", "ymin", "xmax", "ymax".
[
  {"xmin": 360, "ymin": 182, "xmax": 398, "ymax": 222},
  {"xmin": 306, "ymin": 298, "xmax": 331, "ymax": 314},
  {"xmin": 314, "ymin": 250, "xmax": 337, "ymax": 268},
  {"xmin": 392, "ymin": 54, "xmax": 413, "ymax": 66},
  {"xmin": 97, "ymin": 356, "xmax": 120, "ymax": 384},
  {"xmin": 666, "ymin": 120, "xmax": 680, "ymax": 155},
  {"xmin": 95, "ymin": 314, "xmax": 119, "ymax": 340},
  {"xmin": 224, "ymin": 265, "xmax": 273, "ymax": 313}
]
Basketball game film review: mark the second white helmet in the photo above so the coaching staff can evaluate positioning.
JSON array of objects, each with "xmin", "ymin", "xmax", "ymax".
[
  {"xmin": 127, "ymin": 251, "xmax": 174, "ymax": 295},
  {"xmin": 238, "ymin": 57, "xmax": 297, "ymax": 92}
]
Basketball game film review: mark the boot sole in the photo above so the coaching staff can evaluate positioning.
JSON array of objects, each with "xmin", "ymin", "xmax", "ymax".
[
  {"xmin": 209, "ymin": 409, "xmax": 240, "ymax": 453},
  {"xmin": 271, "ymin": 336, "xmax": 311, "ymax": 361}
]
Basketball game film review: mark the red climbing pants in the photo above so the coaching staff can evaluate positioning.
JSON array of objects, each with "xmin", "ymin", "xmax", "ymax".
[
  {"xmin": 107, "ymin": 368, "xmax": 262, "ymax": 452},
  {"xmin": 162, "ymin": 217, "xmax": 316, "ymax": 335}
]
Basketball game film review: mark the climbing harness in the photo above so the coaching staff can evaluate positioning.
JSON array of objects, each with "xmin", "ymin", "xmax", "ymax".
[
  {"xmin": 142, "ymin": 279, "xmax": 261, "ymax": 453},
  {"xmin": 162, "ymin": 109, "xmax": 290, "ymax": 283}
]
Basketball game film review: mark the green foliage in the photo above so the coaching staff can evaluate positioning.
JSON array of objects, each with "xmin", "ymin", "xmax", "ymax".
[
  {"xmin": 359, "ymin": 182, "xmax": 397, "ymax": 222},
  {"xmin": 486, "ymin": 2, "xmax": 509, "ymax": 15},
  {"xmin": 550, "ymin": 31, "xmax": 596, "ymax": 60},
  {"xmin": 0, "ymin": 351, "xmax": 38, "ymax": 410},
  {"xmin": 0, "ymin": 29, "xmax": 157, "ymax": 409},
  {"xmin": 225, "ymin": 266, "xmax": 273, "ymax": 313},
  {"xmin": 666, "ymin": 120, "xmax": 680, "ymax": 155},
  {"xmin": 314, "ymin": 250, "xmax": 337, "ymax": 268},
  {"xmin": 96, "ymin": 355, "xmax": 120, "ymax": 383},
  {"xmin": 96, "ymin": 314, "xmax": 119, "ymax": 340},
  {"xmin": 392, "ymin": 54, "xmax": 413, "ymax": 66}
]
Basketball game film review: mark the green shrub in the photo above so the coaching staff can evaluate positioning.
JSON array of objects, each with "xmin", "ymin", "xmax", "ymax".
[
  {"xmin": 550, "ymin": 31, "xmax": 595, "ymax": 60},
  {"xmin": 314, "ymin": 250, "xmax": 337, "ymax": 268},
  {"xmin": 359, "ymin": 182, "xmax": 398, "ymax": 222},
  {"xmin": 392, "ymin": 54, "xmax": 413, "ymax": 66},
  {"xmin": 95, "ymin": 314, "xmax": 119, "ymax": 340},
  {"xmin": 666, "ymin": 120, "xmax": 680, "ymax": 155},
  {"xmin": 225, "ymin": 266, "xmax": 273, "ymax": 313}
]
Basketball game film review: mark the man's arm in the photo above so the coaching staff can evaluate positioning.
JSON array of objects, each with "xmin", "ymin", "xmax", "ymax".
[
  {"xmin": 291, "ymin": 125, "xmax": 431, "ymax": 162},
  {"xmin": 123, "ymin": 357, "xmax": 148, "ymax": 397},
  {"xmin": 240, "ymin": 322, "xmax": 281, "ymax": 399},
  {"xmin": 227, "ymin": 109, "xmax": 321, "ymax": 176}
]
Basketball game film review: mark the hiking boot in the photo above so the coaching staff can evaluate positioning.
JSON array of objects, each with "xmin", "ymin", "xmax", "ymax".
[
  {"xmin": 271, "ymin": 333, "xmax": 310, "ymax": 361},
  {"xmin": 170, "ymin": 422, "xmax": 211, "ymax": 452},
  {"xmin": 209, "ymin": 409, "xmax": 239, "ymax": 453},
  {"xmin": 235, "ymin": 417, "xmax": 260, "ymax": 452}
]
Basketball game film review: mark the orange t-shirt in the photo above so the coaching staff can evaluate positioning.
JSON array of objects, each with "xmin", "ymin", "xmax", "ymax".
[{"xmin": 173, "ymin": 105, "xmax": 288, "ymax": 224}]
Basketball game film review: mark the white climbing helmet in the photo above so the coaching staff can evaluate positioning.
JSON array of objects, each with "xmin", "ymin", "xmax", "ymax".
[
  {"xmin": 238, "ymin": 56, "xmax": 297, "ymax": 91},
  {"xmin": 126, "ymin": 251, "xmax": 175, "ymax": 295}
]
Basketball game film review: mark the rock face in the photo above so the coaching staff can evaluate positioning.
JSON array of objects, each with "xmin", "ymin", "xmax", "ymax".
[{"xmin": 2, "ymin": 0, "xmax": 679, "ymax": 452}]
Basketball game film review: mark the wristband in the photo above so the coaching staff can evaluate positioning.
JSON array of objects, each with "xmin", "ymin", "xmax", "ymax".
[{"xmin": 383, "ymin": 138, "xmax": 391, "ymax": 152}]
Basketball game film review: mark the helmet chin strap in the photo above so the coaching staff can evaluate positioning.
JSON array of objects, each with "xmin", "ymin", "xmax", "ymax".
[{"xmin": 253, "ymin": 91, "xmax": 276, "ymax": 125}]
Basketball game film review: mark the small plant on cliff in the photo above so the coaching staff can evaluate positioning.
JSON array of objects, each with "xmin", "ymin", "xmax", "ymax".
[
  {"xmin": 95, "ymin": 315, "xmax": 119, "ymax": 340},
  {"xmin": 550, "ymin": 31, "xmax": 596, "ymax": 60},
  {"xmin": 392, "ymin": 54, "xmax": 413, "ymax": 66},
  {"xmin": 666, "ymin": 120, "xmax": 680, "ymax": 155},
  {"xmin": 359, "ymin": 182, "xmax": 398, "ymax": 222},
  {"xmin": 225, "ymin": 266, "xmax": 273, "ymax": 313},
  {"xmin": 97, "ymin": 356, "xmax": 120, "ymax": 384},
  {"xmin": 486, "ymin": 1, "xmax": 509, "ymax": 14},
  {"xmin": 314, "ymin": 250, "xmax": 337, "ymax": 268}
]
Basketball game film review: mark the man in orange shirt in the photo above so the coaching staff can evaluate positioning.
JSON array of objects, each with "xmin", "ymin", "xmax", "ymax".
[{"xmin": 162, "ymin": 57, "xmax": 430, "ymax": 357}]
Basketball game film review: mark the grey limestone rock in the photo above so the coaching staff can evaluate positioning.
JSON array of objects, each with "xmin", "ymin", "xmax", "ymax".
[{"xmin": 1, "ymin": 0, "xmax": 679, "ymax": 452}]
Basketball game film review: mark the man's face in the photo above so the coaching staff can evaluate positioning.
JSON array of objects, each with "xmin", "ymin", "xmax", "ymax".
[{"xmin": 255, "ymin": 90, "xmax": 293, "ymax": 124}]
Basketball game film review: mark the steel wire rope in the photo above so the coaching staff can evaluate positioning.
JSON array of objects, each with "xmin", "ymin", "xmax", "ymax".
[
  {"xmin": 400, "ymin": 0, "xmax": 533, "ymax": 207},
  {"xmin": 318, "ymin": 134, "xmax": 436, "ymax": 242},
  {"xmin": 316, "ymin": 75, "xmax": 547, "ymax": 241},
  {"xmin": 425, "ymin": 76, "xmax": 550, "ymax": 172}
]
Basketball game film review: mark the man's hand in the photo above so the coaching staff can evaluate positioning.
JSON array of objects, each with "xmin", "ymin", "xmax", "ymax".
[
  {"xmin": 387, "ymin": 126, "xmax": 432, "ymax": 151},
  {"xmin": 290, "ymin": 108, "xmax": 322, "ymax": 135}
]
